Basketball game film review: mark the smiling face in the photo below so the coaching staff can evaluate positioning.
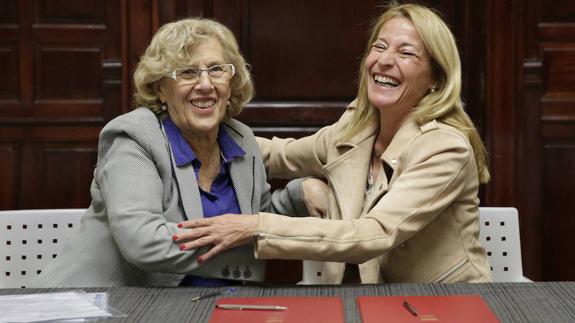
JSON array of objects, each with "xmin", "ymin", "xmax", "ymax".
[
  {"xmin": 364, "ymin": 17, "xmax": 434, "ymax": 118},
  {"xmin": 157, "ymin": 38, "xmax": 232, "ymax": 139}
]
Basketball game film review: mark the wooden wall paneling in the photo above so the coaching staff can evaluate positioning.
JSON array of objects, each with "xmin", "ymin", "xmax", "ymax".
[
  {"xmin": 0, "ymin": 140, "xmax": 20, "ymax": 210},
  {"xmin": 103, "ymin": 0, "xmax": 126, "ymax": 119},
  {"xmin": 0, "ymin": 145, "xmax": 17, "ymax": 208},
  {"xmin": 542, "ymin": 48, "xmax": 575, "ymax": 101},
  {"xmin": 512, "ymin": 0, "xmax": 575, "ymax": 282},
  {"xmin": 36, "ymin": 0, "xmax": 105, "ymax": 24},
  {"xmin": 519, "ymin": 59, "xmax": 544, "ymax": 280},
  {"xmin": 0, "ymin": 1, "xmax": 17, "ymax": 23},
  {"xmin": 0, "ymin": 40, "xmax": 18, "ymax": 101},
  {"xmin": 0, "ymin": 0, "xmax": 126, "ymax": 210},
  {"xmin": 103, "ymin": 58, "xmax": 123, "ymax": 121},
  {"xmin": 127, "ymin": 0, "xmax": 157, "ymax": 110},
  {"xmin": 0, "ymin": 0, "xmax": 33, "ymax": 119},
  {"xmin": 539, "ymin": 0, "xmax": 575, "ymax": 22},
  {"xmin": 0, "ymin": 28, "xmax": 20, "ymax": 120},
  {"xmin": 485, "ymin": 0, "xmax": 521, "ymax": 207},
  {"xmin": 538, "ymin": 14, "xmax": 575, "ymax": 280},
  {"xmin": 17, "ymin": 0, "xmax": 34, "ymax": 119},
  {"xmin": 522, "ymin": 56, "xmax": 545, "ymax": 281},
  {"xmin": 34, "ymin": 144, "xmax": 97, "ymax": 208},
  {"xmin": 542, "ymin": 145, "xmax": 575, "ymax": 280},
  {"xmin": 236, "ymin": 0, "xmax": 380, "ymax": 137},
  {"xmin": 483, "ymin": 0, "xmax": 563, "ymax": 281},
  {"xmin": 247, "ymin": 0, "xmax": 372, "ymax": 100},
  {"xmin": 165, "ymin": 0, "xmax": 212, "ymax": 19},
  {"xmin": 19, "ymin": 126, "xmax": 99, "ymax": 209},
  {"xmin": 34, "ymin": 47, "xmax": 103, "ymax": 118},
  {"xmin": 31, "ymin": 0, "xmax": 124, "ymax": 121},
  {"xmin": 453, "ymin": 0, "xmax": 486, "ymax": 131},
  {"xmin": 513, "ymin": 0, "xmax": 542, "ymax": 280},
  {"xmin": 212, "ymin": 0, "xmax": 243, "ymax": 54},
  {"xmin": 0, "ymin": 0, "xmax": 25, "ymax": 209}
]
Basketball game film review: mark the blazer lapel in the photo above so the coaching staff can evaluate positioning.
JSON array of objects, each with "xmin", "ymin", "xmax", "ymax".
[
  {"xmin": 160, "ymin": 120, "xmax": 203, "ymax": 221},
  {"xmin": 365, "ymin": 118, "xmax": 421, "ymax": 212},
  {"xmin": 172, "ymin": 162, "xmax": 204, "ymax": 220},
  {"xmin": 224, "ymin": 124, "xmax": 254, "ymax": 214},
  {"xmin": 229, "ymin": 155, "xmax": 254, "ymax": 214},
  {"xmin": 323, "ymin": 121, "xmax": 377, "ymax": 220}
]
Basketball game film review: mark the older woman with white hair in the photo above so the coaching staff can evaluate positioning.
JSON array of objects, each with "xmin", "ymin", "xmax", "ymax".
[
  {"xmin": 34, "ymin": 17, "xmax": 307, "ymax": 287},
  {"xmin": 175, "ymin": 2, "xmax": 493, "ymax": 284}
]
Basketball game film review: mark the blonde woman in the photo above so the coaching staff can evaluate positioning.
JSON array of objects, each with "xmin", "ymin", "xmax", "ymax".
[{"xmin": 175, "ymin": 3, "xmax": 492, "ymax": 284}]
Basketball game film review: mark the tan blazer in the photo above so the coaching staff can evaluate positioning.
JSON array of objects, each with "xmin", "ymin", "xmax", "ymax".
[{"xmin": 255, "ymin": 103, "xmax": 492, "ymax": 284}]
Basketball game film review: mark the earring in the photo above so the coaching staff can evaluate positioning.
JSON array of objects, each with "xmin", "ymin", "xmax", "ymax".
[
  {"xmin": 161, "ymin": 104, "xmax": 167, "ymax": 112},
  {"xmin": 430, "ymin": 86, "xmax": 437, "ymax": 93},
  {"xmin": 226, "ymin": 100, "xmax": 231, "ymax": 109}
]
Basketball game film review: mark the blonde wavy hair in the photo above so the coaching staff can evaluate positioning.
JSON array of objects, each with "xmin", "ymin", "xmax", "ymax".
[
  {"xmin": 133, "ymin": 18, "xmax": 253, "ymax": 119},
  {"xmin": 345, "ymin": 2, "xmax": 490, "ymax": 183}
]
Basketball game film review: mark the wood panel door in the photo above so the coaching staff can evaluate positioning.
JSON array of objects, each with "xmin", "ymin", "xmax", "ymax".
[
  {"xmin": 526, "ymin": 0, "xmax": 575, "ymax": 281},
  {"xmin": 486, "ymin": 0, "xmax": 575, "ymax": 280},
  {"xmin": 0, "ymin": 0, "xmax": 125, "ymax": 209}
]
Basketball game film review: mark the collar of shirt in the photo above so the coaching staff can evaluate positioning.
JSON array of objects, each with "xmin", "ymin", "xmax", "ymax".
[{"xmin": 162, "ymin": 116, "xmax": 245, "ymax": 167}]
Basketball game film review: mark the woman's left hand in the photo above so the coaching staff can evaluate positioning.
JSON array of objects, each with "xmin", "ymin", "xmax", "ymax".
[{"xmin": 173, "ymin": 214, "xmax": 258, "ymax": 263}]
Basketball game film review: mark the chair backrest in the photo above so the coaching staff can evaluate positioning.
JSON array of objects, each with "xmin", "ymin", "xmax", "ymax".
[
  {"xmin": 478, "ymin": 207, "xmax": 526, "ymax": 282},
  {"xmin": 0, "ymin": 209, "xmax": 85, "ymax": 288},
  {"xmin": 300, "ymin": 207, "xmax": 527, "ymax": 284},
  {"xmin": 300, "ymin": 260, "xmax": 323, "ymax": 285}
]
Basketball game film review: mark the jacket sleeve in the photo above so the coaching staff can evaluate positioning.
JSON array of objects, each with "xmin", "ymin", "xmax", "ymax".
[
  {"xmin": 256, "ymin": 125, "xmax": 334, "ymax": 180},
  {"xmin": 95, "ymin": 127, "xmax": 211, "ymax": 273},
  {"xmin": 255, "ymin": 112, "xmax": 352, "ymax": 217},
  {"xmin": 269, "ymin": 178, "xmax": 309, "ymax": 217},
  {"xmin": 250, "ymin": 127, "xmax": 308, "ymax": 217},
  {"xmin": 254, "ymin": 129, "xmax": 475, "ymax": 264}
]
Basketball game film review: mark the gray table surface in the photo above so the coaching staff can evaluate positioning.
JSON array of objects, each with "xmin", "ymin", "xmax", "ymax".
[{"xmin": 2, "ymin": 282, "xmax": 575, "ymax": 322}]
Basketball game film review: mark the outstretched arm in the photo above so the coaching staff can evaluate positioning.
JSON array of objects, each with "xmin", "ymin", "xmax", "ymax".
[{"xmin": 174, "ymin": 178, "xmax": 329, "ymax": 262}]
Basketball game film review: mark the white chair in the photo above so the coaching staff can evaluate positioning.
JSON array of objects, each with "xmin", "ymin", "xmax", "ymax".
[
  {"xmin": 300, "ymin": 207, "xmax": 530, "ymax": 284},
  {"xmin": 0, "ymin": 209, "xmax": 85, "ymax": 288},
  {"xmin": 479, "ymin": 207, "xmax": 530, "ymax": 282}
]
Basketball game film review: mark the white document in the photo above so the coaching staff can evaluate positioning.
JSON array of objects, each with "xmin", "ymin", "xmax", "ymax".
[{"xmin": 0, "ymin": 291, "xmax": 113, "ymax": 322}]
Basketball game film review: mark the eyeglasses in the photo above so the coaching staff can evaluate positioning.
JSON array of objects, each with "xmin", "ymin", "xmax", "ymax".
[{"xmin": 169, "ymin": 64, "xmax": 235, "ymax": 85}]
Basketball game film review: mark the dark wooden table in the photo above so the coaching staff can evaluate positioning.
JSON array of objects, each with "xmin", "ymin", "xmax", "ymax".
[{"xmin": 2, "ymin": 282, "xmax": 575, "ymax": 322}]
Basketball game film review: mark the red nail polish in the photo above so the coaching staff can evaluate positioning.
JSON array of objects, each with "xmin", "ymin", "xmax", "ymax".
[
  {"xmin": 177, "ymin": 223, "xmax": 183, "ymax": 228},
  {"xmin": 179, "ymin": 244, "xmax": 185, "ymax": 251},
  {"xmin": 172, "ymin": 235, "xmax": 177, "ymax": 241}
]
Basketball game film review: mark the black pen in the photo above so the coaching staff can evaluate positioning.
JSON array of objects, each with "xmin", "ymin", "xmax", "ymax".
[
  {"xmin": 191, "ymin": 287, "xmax": 236, "ymax": 302},
  {"xmin": 402, "ymin": 300, "xmax": 419, "ymax": 316}
]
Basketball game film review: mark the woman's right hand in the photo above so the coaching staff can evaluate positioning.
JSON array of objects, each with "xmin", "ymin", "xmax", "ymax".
[
  {"xmin": 174, "ymin": 214, "xmax": 258, "ymax": 263},
  {"xmin": 301, "ymin": 178, "xmax": 329, "ymax": 218}
]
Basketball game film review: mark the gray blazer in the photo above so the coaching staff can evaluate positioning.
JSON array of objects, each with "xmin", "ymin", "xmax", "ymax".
[{"xmin": 35, "ymin": 107, "xmax": 305, "ymax": 287}]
